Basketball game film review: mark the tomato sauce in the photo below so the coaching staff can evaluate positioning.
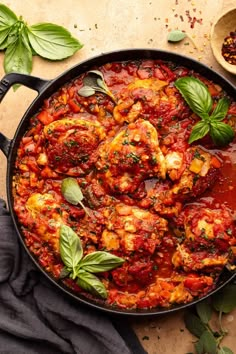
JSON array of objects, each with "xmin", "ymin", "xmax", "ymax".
[{"xmin": 13, "ymin": 59, "xmax": 236, "ymax": 310}]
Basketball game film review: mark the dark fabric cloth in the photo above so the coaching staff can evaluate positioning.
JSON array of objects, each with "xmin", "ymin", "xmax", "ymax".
[{"xmin": 0, "ymin": 198, "xmax": 146, "ymax": 354}]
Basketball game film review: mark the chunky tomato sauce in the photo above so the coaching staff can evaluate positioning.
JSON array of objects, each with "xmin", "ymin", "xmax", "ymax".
[{"xmin": 13, "ymin": 59, "xmax": 236, "ymax": 310}]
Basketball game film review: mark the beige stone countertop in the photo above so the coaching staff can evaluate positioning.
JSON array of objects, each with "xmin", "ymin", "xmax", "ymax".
[{"xmin": 0, "ymin": 1, "xmax": 236, "ymax": 353}]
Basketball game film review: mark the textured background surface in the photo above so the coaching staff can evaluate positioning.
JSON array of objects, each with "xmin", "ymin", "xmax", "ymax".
[{"xmin": 0, "ymin": 1, "xmax": 235, "ymax": 353}]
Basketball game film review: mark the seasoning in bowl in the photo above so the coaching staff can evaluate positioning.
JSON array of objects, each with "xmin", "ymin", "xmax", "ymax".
[
  {"xmin": 210, "ymin": 8, "xmax": 236, "ymax": 75},
  {"xmin": 222, "ymin": 30, "xmax": 236, "ymax": 65}
]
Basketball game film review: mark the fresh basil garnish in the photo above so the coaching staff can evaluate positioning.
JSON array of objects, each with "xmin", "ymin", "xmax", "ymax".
[
  {"xmin": 196, "ymin": 301, "xmax": 213, "ymax": 324},
  {"xmin": 0, "ymin": 4, "xmax": 82, "ymax": 76},
  {"xmin": 184, "ymin": 311, "xmax": 207, "ymax": 338},
  {"xmin": 185, "ymin": 284, "xmax": 236, "ymax": 354},
  {"xmin": 76, "ymin": 269, "xmax": 108, "ymax": 299},
  {"xmin": 212, "ymin": 284, "xmax": 236, "ymax": 314},
  {"xmin": 59, "ymin": 266, "xmax": 71, "ymax": 279},
  {"xmin": 198, "ymin": 331, "xmax": 217, "ymax": 354},
  {"xmin": 210, "ymin": 121, "xmax": 235, "ymax": 146},
  {"xmin": 79, "ymin": 251, "xmax": 124, "ymax": 273},
  {"xmin": 211, "ymin": 97, "xmax": 230, "ymax": 121},
  {"xmin": 61, "ymin": 177, "xmax": 91, "ymax": 217},
  {"xmin": 175, "ymin": 76, "xmax": 212, "ymax": 120},
  {"xmin": 175, "ymin": 76, "xmax": 234, "ymax": 146},
  {"xmin": 188, "ymin": 120, "xmax": 210, "ymax": 144},
  {"xmin": 78, "ymin": 70, "xmax": 117, "ymax": 103},
  {"xmin": 26, "ymin": 23, "xmax": 82, "ymax": 60},
  {"xmin": 59, "ymin": 224, "xmax": 83, "ymax": 279},
  {"xmin": 4, "ymin": 25, "xmax": 32, "ymax": 75},
  {"xmin": 0, "ymin": 4, "xmax": 18, "ymax": 26},
  {"xmin": 59, "ymin": 224, "xmax": 125, "ymax": 299},
  {"xmin": 0, "ymin": 4, "xmax": 18, "ymax": 50}
]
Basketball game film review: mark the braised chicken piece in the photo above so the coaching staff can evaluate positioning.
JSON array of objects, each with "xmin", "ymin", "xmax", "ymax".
[
  {"xmin": 171, "ymin": 147, "xmax": 221, "ymax": 201},
  {"xmin": 138, "ymin": 146, "xmax": 221, "ymax": 217},
  {"xmin": 96, "ymin": 118, "xmax": 166, "ymax": 194},
  {"xmin": 172, "ymin": 205, "xmax": 235, "ymax": 272},
  {"xmin": 101, "ymin": 203, "xmax": 168, "ymax": 255},
  {"xmin": 43, "ymin": 115, "xmax": 106, "ymax": 176},
  {"xmin": 24, "ymin": 193, "xmax": 64, "ymax": 253},
  {"xmin": 113, "ymin": 79, "xmax": 190, "ymax": 127}
]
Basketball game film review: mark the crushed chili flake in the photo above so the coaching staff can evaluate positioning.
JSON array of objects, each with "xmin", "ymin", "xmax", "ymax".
[
  {"xmin": 221, "ymin": 30, "xmax": 236, "ymax": 65},
  {"xmin": 185, "ymin": 10, "xmax": 203, "ymax": 29}
]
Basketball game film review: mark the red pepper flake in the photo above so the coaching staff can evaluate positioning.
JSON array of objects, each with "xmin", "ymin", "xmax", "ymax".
[
  {"xmin": 185, "ymin": 10, "xmax": 203, "ymax": 29},
  {"xmin": 221, "ymin": 30, "xmax": 236, "ymax": 65},
  {"xmin": 180, "ymin": 15, "xmax": 184, "ymax": 22},
  {"xmin": 175, "ymin": 0, "xmax": 179, "ymax": 4}
]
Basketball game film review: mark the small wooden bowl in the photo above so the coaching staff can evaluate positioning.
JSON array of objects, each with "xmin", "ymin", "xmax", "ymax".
[{"xmin": 210, "ymin": 8, "xmax": 236, "ymax": 75}]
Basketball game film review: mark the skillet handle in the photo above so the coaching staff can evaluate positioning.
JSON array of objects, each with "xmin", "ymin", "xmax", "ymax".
[
  {"xmin": 0, "ymin": 132, "xmax": 11, "ymax": 158},
  {"xmin": 0, "ymin": 72, "xmax": 50, "ymax": 102},
  {"xmin": 0, "ymin": 73, "xmax": 50, "ymax": 157}
]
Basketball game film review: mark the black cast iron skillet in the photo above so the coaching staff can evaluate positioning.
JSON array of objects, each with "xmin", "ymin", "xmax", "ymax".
[{"xmin": 0, "ymin": 49, "xmax": 235, "ymax": 316}]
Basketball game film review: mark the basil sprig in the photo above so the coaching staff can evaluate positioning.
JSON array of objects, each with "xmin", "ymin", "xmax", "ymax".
[
  {"xmin": 61, "ymin": 177, "xmax": 92, "ymax": 217},
  {"xmin": 175, "ymin": 76, "xmax": 234, "ymax": 146},
  {"xmin": 0, "ymin": 4, "xmax": 82, "ymax": 76},
  {"xmin": 78, "ymin": 70, "xmax": 117, "ymax": 103},
  {"xmin": 59, "ymin": 225, "xmax": 124, "ymax": 299},
  {"xmin": 184, "ymin": 284, "xmax": 236, "ymax": 354}
]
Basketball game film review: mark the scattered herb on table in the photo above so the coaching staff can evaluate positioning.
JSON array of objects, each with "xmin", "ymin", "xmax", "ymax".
[
  {"xmin": 0, "ymin": 3, "xmax": 83, "ymax": 76},
  {"xmin": 184, "ymin": 283, "xmax": 236, "ymax": 354},
  {"xmin": 167, "ymin": 30, "xmax": 187, "ymax": 43},
  {"xmin": 167, "ymin": 29, "xmax": 198, "ymax": 49},
  {"xmin": 175, "ymin": 76, "xmax": 234, "ymax": 146},
  {"xmin": 78, "ymin": 70, "xmax": 117, "ymax": 103},
  {"xmin": 59, "ymin": 224, "xmax": 124, "ymax": 299}
]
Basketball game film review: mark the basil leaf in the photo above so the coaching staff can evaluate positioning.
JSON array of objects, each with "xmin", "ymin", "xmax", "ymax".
[
  {"xmin": 88, "ymin": 70, "xmax": 104, "ymax": 80},
  {"xmin": 211, "ymin": 97, "xmax": 230, "ymax": 121},
  {"xmin": 210, "ymin": 121, "xmax": 234, "ymax": 146},
  {"xmin": 198, "ymin": 331, "xmax": 217, "ymax": 354},
  {"xmin": 26, "ymin": 23, "xmax": 83, "ymax": 60},
  {"xmin": 61, "ymin": 177, "xmax": 84, "ymax": 205},
  {"xmin": 61, "ymin": 177, "xmax": 92, "ymax": 217},
  {"xmin": 184, "ymin": 311, "xmax": 207, "ymax": 338},
  {"xmin": 59, "ymin": 266, "xmax": 71, "ymax": 279},
  {"xmin": 4, "ymin": 26, "xmax": 32, "ymax": 75},
  {"xmin": 76, "ymin": 269, "xmax": 107, "ymax": 299},
  {"xmin": 175, "ymin": 77, "xmax": 212, "ymax": 120},
  {"xmin": 78, "ymin": 85, "xmax": 95, "ymax": 97},
  {"xmin": 0, "ymin": 4, "xmax": 18, "ymax": 27},
  {"xmin": 59, "ymin": 224, "xmax": 83, "ymax": 277},
  {"xmin": 78, "ymin": 70, "xmax": 117, "ymax": 103},
  {"xmin": 97, "ymin": 78, "xmax": 108, "ymax": 90},
  {"xmin": 218, "ymin": 347, "xmax": 234, "ymax": 354},
  {"xmin": 167, "ymin": 30, "xmax": 186, "ymax": 42},
  {"xmin": 195, "ymin": 340, "xmax": 204, "ymax": 354},
  {"xmin": 196, "ymin": 300, "xmax": 212, "ymax": 324},
  {"xmin": 212, "ymin": 284, "xmax": 236, "ymax": 313},
  {"xmin": 0, "ymin": 26, "xmax": 14, "ymax": 49},
  {"xmin": 82, "ymin": 71, "xmax": 100, "ymax": 87},
  {"xmin": 79, "ymin": 251, "xmax": 125, "ymax": 273},
  {"xmin": 188, "ymin": 120, "xmax": 210, "ymax": 144}
]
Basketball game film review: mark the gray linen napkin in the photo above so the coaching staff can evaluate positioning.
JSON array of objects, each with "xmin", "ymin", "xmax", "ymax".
[{"xmin": 0, "ymin": 198, "xmax": 146, "ymax": 354}]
